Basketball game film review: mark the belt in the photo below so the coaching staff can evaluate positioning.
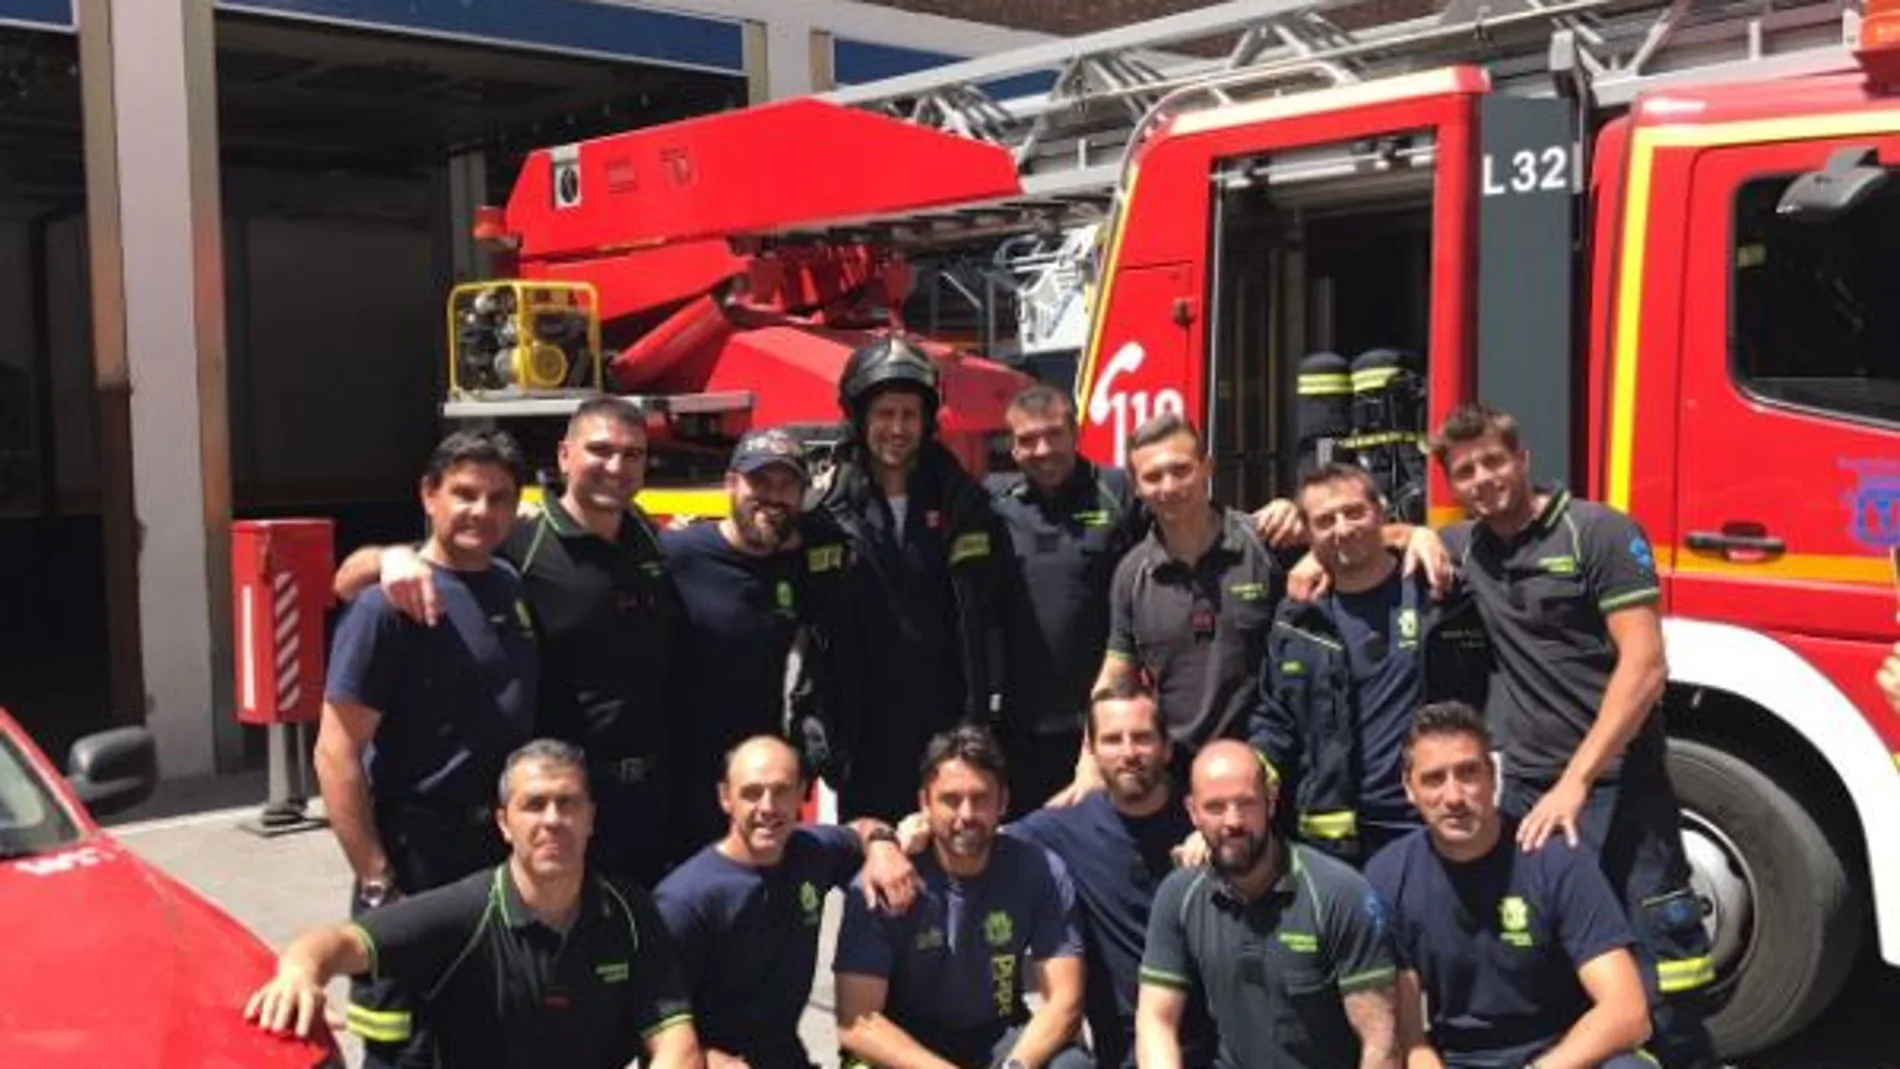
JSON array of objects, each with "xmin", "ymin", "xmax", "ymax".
[
  {"xmin": 385, "ymin": 801, "xmax": 491, "ymax": 829},
  {"xmin": 593, "ymin": 755, "xmax": 657, "ymax": 785}
]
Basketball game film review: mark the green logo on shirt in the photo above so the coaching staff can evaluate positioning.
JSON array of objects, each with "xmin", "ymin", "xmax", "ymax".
[
  {"xmin": 1277, "ymin": 931, "xmax": 1319, "ymax": 953},
  {"xmin": 1397, "ymin": 608, "xmax": 1419, "ymax": 644},
  {"xmin": 775, "ymin": 580, "xmax": 797, "ymax": 617},
  {"xmin": 1499, "ymin": 896, "xmax": 1535, "ymax": 947},
  {"xmin": 1230, "ymin": 582, "xmax": 1268, "ymax": 601},
  {"xmin": 1074, "ymin": 509, "xmax": 1111, "ymax": 527},
  {"xmin": 807, "ymin": 544, "xmax": 845, "ymax": 573},
  {"xmin": 916, "ymin": 926, "xmax": 945, "ymax": 950},
  {"xmin": 596, "ymin": 961, "xmax": 630, "ymax": 984},
  {"xmin": 799, "ymin": 880, "xmax": 821, "ymax": 923},
  {"xmin": 1537, "ymin": 555, "xmax": 1578, "ymax": 576},
  {"xmin": 984, "ymin": 910, "xmax": 1015, "ymax": 948}
]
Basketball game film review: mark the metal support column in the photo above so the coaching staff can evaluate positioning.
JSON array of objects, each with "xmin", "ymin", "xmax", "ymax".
[
  {"xmin": 77, "ymin": 0, "xmax": 235, "ymax": 777},
  {"xmin": 446, "ymin": 150, "xmax": 488, "ymax": 285}
]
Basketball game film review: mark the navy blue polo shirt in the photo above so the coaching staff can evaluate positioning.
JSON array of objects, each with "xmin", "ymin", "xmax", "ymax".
[
  {"xmin": 1010, "ymin": 794, "xmax": 1214, "ymax": 1069},
  {"xmin": 1442, "ymin": 490, "xmax": 1667, "ymax": 783},
  {"xmin": 989, "ymin": 462, "xmax": 1144, "ymax": 736},
  {"xmin": 652, "ymin": 825, "xmax": 863, "ymax": 1069},
  {"xmin": 833, "ymin": 835, "xmax": 1083, "ymax": 1067},
  {"xmin": 1364, "ymin": 821, "xmax": 1634, "ymax": 1059},
  {"xmin": 325, "ymin": 562, "xmax": 536, "ymax": 811},
  {"xmin": 1331, "ymin": 579, "xmax": 1419, "ymax": 828}
]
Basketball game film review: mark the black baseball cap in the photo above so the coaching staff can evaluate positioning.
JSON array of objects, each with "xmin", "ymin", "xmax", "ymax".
[{"xmin": 730, "ymin": 428, "xmax": 808, "ymax": 480}]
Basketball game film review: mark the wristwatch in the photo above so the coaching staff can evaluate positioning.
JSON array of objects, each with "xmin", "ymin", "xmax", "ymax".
[
  {"xmin": 358, "ymin": 876, "xmax": 396, "ymax": 910},
  {"xmin": 865, "ymin": 826, "xmax": 901, "ymax": 849}
]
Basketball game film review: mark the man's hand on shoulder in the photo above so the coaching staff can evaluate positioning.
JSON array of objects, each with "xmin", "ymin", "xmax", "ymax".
[
  {"xmin": 1045, "ymin": 752, "xmax": 1105, "ymax": 808},
  {"xmin": 1287, "ymin": 550, "xmax": 1330, "ymax": 603},
  {"xmin": 1170, "ymin": 830, "xmax": 1209, "ymax": 869},
  {"xmin": 862, "ymin": 833, "xmax": 923, "ymax": 915},
  {"xmin": 378, "ymin": 546, "xmax": 440, "ymax": 626},
  {"xmin": 1252, "ymin": 498, "xmax": 1307, "ymax": 550},
  {"xmin": 1398, "ymin": 525, "xmax": 1453, "ymax": 600}
]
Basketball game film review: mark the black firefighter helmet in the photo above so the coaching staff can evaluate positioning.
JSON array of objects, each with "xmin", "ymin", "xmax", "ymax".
[{"xmin": 838, "ymin": 333, "xmax": 941, "ymax": 434}]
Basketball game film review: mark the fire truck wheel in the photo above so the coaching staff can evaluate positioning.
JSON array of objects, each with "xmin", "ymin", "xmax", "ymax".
[{"xmin": 1668, "ymin": 738, "xmax": 1863, "ymax": 1056}]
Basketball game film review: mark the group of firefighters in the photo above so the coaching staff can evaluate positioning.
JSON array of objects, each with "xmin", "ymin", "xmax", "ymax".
[{"xmin": 234, "ymin": 332, "xmax": 1900, "ymax": 1069}]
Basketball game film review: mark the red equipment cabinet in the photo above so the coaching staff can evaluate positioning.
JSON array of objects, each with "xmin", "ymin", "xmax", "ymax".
[{"xmin": 230, "ymin": 519, "xmax": 334, "ymax": 726}]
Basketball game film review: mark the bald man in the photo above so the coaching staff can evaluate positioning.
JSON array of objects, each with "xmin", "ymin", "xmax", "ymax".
[
  {"xmin": 1137, "ymin": 741, "xmax": 1399, "ymax": 1069},
  {"xmin": 653, "ymin": 737, "xmax": 920, "ymax": 1069}
]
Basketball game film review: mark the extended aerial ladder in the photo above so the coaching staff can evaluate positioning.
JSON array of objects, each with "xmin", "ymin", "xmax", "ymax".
[
  {"xmin": 449, "ymin": 0, "xmax": 1864, "ymax": 466},
  {"xmin": 808, "ymin": 0, "xmax": 1862, "ymax": 353}
]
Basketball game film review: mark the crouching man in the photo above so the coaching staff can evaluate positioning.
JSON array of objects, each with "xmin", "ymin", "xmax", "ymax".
[
  {"xmin": 834, "ymin": 726, "xmax": 1091, "ymax": 1069},
  {"xmin": 243, "ymin": 740, "xmax": 702, "ymax": 1069},
  {"xmin": 1366, "ymin": 703, "xmax": 1652, "ymax": 1069}
]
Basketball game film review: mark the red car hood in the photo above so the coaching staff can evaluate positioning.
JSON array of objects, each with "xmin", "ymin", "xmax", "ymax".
[{"xmin": 0, "ymin": 836, "xmax": 333, "ymax": 1068}]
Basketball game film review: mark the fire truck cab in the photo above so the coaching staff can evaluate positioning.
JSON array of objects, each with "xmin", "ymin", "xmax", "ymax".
[{"xmin": 1065, "ymin": 0, "xmax": 1900, "ymax": 1054}]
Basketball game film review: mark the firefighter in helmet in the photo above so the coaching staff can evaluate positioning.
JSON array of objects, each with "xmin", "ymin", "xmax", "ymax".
[{"xmin": 795, "ymin": 333, "xmax": 1004, "ymax": 821}]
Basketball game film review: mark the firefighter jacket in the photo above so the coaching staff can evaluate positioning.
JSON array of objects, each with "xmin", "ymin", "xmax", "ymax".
[
  {"xmin": 792, "ymin": 440, "xmax": 1002, "ymax": 785},
  {"xmin": 1248, "ymin": 568, "xmax": 1491, "ymax": 857}
]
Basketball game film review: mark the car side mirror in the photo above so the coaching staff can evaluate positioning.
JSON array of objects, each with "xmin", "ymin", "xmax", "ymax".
[
  {"xmin": 1776, "ymin": 146, "xmax": 1891, "ymax": 222},
  {"xmin": 66, "ymin": 727, "xmax": 158, "ymax": 819}
]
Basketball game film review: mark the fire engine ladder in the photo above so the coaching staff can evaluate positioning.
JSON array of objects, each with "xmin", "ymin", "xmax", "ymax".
[{"xmin": 813, "ymin": 0, "xmax": 1861, "ymax": 248}]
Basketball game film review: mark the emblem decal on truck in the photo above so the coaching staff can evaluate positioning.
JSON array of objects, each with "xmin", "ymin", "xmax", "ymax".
[
  {"xmin": 1841, "ymin": 458, "xmax": 1900, "ymax": 549},
  {"xmin": 1086, "ymin": 341, "xmax": 1186, "ymax": 467}
]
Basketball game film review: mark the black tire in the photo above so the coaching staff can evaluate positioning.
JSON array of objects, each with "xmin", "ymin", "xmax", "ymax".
[{"xmin": 1668, "ymin": 738, "xmax": 1865, "ymax": 1056}]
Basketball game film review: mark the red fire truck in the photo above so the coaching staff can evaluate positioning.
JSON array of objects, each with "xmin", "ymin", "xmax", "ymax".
[{"xmin": 447, "ymin": 0, "xmax": 1900, "ymax": 1053}]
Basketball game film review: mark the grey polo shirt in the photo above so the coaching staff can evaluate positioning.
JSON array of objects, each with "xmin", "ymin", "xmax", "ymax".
[
  {"xmin": 1140, "ymin": 843, "xmax": 1397, "ymax": 1069},
  {"xmin": 1442, "ymin": 488, "xmax": 1668, "ymax": 784},
  {"xmin": 1106, "ymin": 508, "xmax": 1283, "ymax": 750}
]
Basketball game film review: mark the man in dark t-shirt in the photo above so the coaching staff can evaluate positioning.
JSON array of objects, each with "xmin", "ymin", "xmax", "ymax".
[
  {"xmin": 319, "ymin": 429, "xmax": 538, "ymax": 1069},
  {"xmin": 1431, "ymin": 403, "xmax": 1714, "ymax": 1069},
  {"xmin": 335, "ymin": 398, "xmax": 687, "ymax": 888},
  {"xmin": 987, "ymin": 384, "xmax": 1147, "ymax": 806},
  {"xmin": 661, "ymin": 428, "xmax": 853, "ymax": 845},
  {"xmin": 1008, "ymin": 680, "xmax": 1216, "ymax": 1069},
  {"xmin": 1366, "ymin": 702, "xmax": 1652, "ymax": 1069},
  {"xmin": 653, "ymin": 736, "xmax": 917, "ymax": 1069},
  {"xmin": 245, "ymin": 740, "xmax": 700, "ymax": 1069},
  {"xmin": 835, "ymin": 726, "xmax": 1090, "ymax": 1069}
]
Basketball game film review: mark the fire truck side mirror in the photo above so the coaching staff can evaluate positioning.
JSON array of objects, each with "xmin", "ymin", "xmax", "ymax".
[{"xmin": 1776, "ymin": 146, "xmax": 1890, "ymax": 223}]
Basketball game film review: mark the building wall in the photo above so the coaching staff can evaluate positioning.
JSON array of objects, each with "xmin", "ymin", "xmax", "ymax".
[
  {"xmin": 848, "ymin": 0, "xmax": 1444, "ymax": 38},
  {"xmin": 846, "ymin": 0, "xmax": 1212, "ymax": 35}
]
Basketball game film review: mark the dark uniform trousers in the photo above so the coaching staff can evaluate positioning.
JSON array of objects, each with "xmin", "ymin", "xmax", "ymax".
[
  {"xmin": 1448, "ymin": 1052, "xmax": 1655, "ymax": 1069},
  {"xmin": 843, "ymin": 1025, "xmax": 1095, "ymax": 1069},
  {"xmin": 349, "ymin": 804, "xmax": 505, "ymax": 1069},
  {"xmin": 1503, "ymin": 774, "xmax": 1718, "ymax": 1069},
  {"xmin": 589, "ymin": 757, "xmax": 677, "ymax": 890}
]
